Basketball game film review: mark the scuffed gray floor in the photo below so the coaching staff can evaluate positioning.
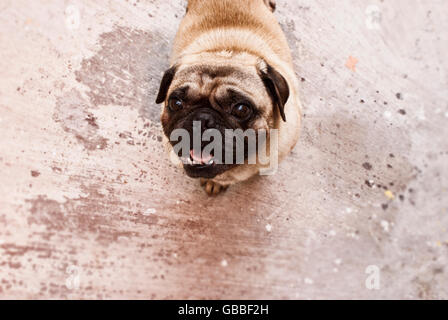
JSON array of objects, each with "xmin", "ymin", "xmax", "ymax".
[{"xmin": 0, "ymin": 0, "xmax": 447, "ymax": 299}]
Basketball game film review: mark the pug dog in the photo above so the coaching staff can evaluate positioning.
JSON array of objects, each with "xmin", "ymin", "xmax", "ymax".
[{"xmin": 156, "ymin": 0, "xmax": 302, "ymax": 195}]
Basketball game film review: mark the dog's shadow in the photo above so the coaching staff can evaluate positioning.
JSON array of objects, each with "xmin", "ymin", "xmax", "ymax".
[{"xmin": 166, "ymin": 110, "xmax": 415, "ymax": 298}]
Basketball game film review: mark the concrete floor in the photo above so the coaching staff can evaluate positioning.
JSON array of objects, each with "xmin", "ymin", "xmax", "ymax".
[{"xmin": 0, "ymin": 0, "xmax": 447, "ymax": 299}]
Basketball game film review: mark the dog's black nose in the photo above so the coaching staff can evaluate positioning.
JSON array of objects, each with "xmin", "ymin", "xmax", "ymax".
[{"xmin": 195, "ymin": 113, "xmax": 216, "ymax": 129}]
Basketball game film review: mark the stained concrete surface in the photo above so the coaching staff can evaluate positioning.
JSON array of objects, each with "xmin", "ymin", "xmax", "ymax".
[{"xmin": 0, "ymin": 0, "xmax": 447, "ymax": 299}]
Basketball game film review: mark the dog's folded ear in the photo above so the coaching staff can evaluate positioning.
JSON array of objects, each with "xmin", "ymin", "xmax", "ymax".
[
  {"xmin": 156, "ymin": 65, "xmax": 177, "ymax": 104},
  {"xmin": 258, "ymin": 61, "xmax": 290, "ymax": 122}
]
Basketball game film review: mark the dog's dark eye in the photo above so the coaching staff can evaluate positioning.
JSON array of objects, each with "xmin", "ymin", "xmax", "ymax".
[
  {"xmin": 232, "ymin": 104, "xmax": 252, "ymax": 120},
  {"xmin": 168, "ymin": 98, "xmax": 183, "ymax": 112}
]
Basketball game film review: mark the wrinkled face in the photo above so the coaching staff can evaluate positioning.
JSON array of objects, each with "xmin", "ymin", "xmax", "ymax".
[{"xmin": 156, "ymin": 57, "xmax": 289, "ymax": 179}]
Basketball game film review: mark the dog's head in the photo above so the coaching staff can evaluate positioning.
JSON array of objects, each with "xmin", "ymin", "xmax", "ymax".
[{"xmin": 156, "ymin": 52, "xmax": 289, "ymax": 179}]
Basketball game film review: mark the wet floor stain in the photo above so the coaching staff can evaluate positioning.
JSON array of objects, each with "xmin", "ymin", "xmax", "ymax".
[
  {"xmin": 74, "ymin": 26, "xmax": 170, "ymax": 122},
  {"xmin": 53, "ymin": 26, "xmax": 170, "ymax": 151},
  {"xmin": 26, "ymin": 183, "xmax": 142, "ymax": 244},
  {"xmin": 74, "ymin": 27, "xmax": 154, "ymax": 109},
  {"xmin": 53, "ymin": 89, "xmax": 108, "ymax": 151}
]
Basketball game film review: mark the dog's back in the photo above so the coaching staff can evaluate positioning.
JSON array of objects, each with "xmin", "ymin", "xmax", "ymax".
[{"xmin": 172, "ymin": 0, "xmax": 293, "ymax": 67}]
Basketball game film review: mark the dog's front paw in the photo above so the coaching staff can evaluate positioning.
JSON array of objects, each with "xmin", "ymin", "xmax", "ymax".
[{"xmin": 200, "ymin": 179, "xmax": 229, "ymax": 196}]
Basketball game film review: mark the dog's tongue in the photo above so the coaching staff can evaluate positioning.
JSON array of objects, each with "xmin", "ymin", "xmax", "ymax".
[{"xmin": 190, "ymin": 149, "xmax": 212, "ymax": 164}]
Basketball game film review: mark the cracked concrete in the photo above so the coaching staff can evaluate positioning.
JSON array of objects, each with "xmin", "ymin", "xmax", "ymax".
[{"xmin": 0, "ymin": 0, "xmax": 447, "ymax": 299}]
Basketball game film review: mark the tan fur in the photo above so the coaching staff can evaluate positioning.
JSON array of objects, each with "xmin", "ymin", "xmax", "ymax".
[{"xmin": 162, "ymin": 0, "xmax": 302, "ymax": 189}]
